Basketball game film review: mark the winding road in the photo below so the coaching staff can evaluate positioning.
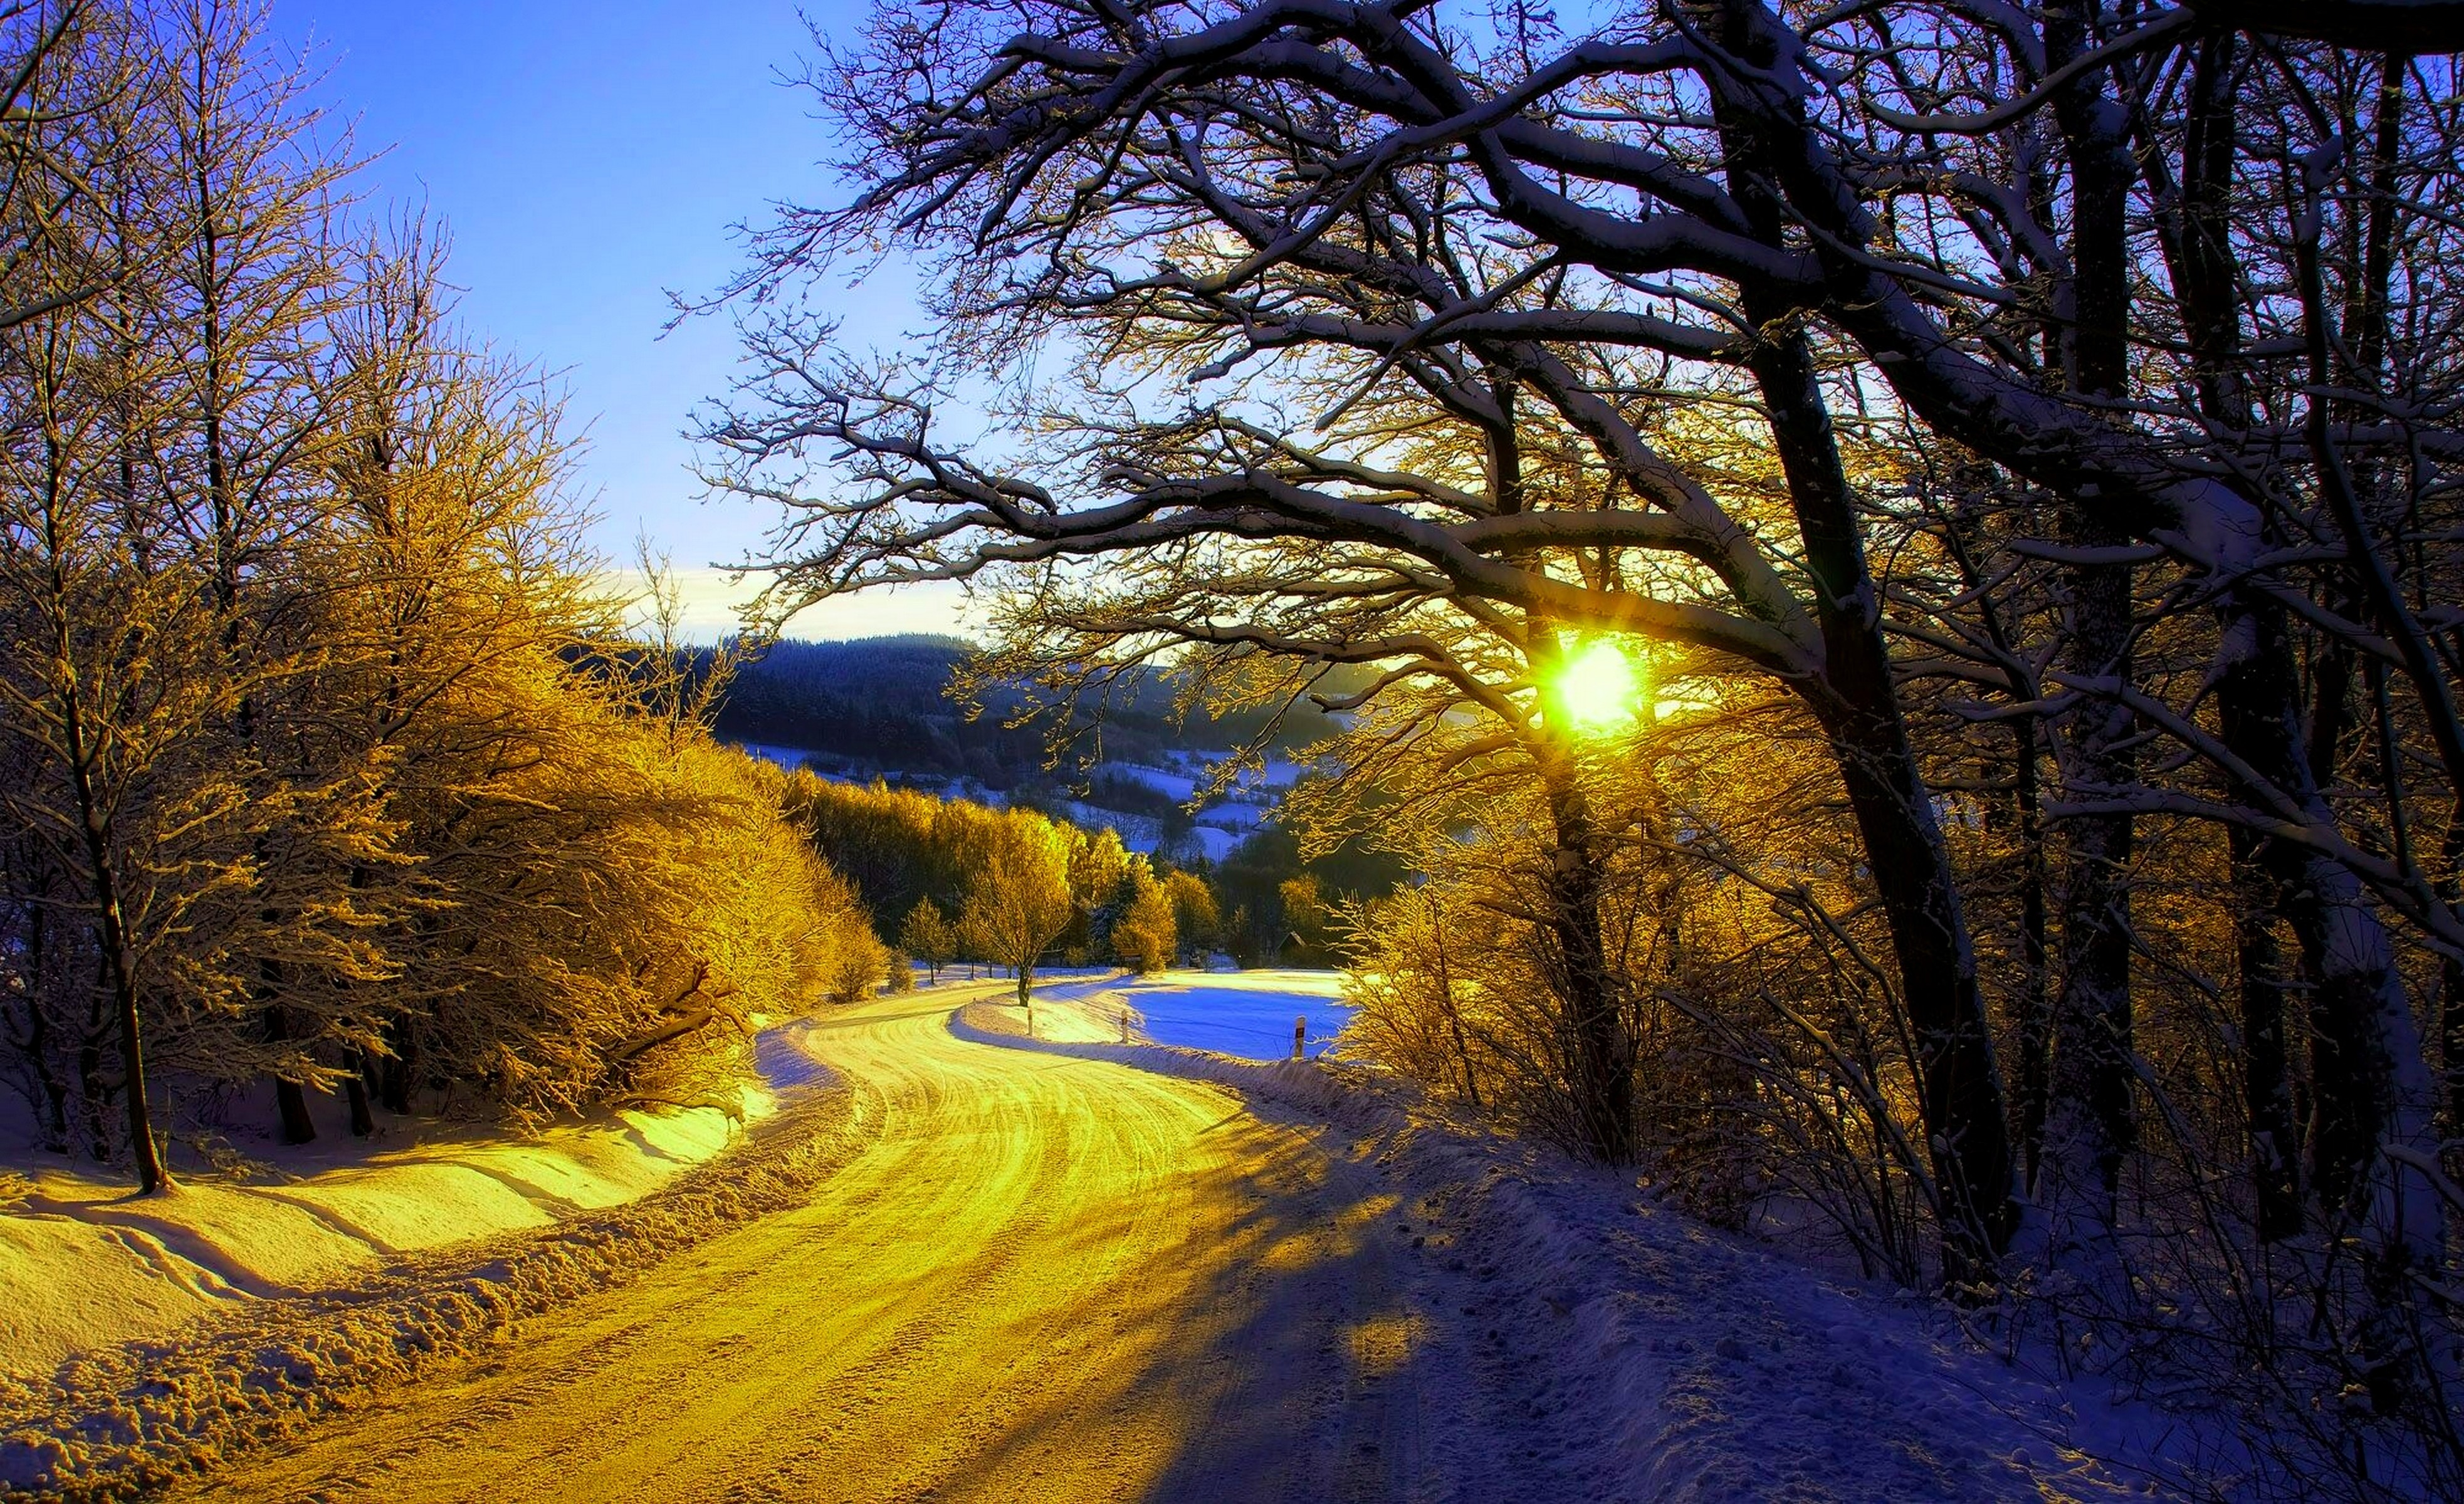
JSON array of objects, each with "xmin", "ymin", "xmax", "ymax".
[{"xmin": 171, "ymin": 984, "xmax": 1491, "ymax": 1503}]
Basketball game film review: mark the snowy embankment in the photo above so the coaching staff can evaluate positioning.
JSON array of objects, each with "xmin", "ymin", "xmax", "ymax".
[
  {"xmin": 1, "ymin": 1082, "xmax": 779, "ymax": 1384},
  {"xmin": 954, "ymin": 995, "xmax": 2211, "ymax": 1500},
  {"xmin": 0, "ymin": 1021, "xmax": 864, "ymax": 1501}
]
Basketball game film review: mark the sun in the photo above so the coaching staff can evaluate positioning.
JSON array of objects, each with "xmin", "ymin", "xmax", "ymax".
[{"xmin": 1552, "ymin": 640, "xmax": 1640, "ymax": 731}]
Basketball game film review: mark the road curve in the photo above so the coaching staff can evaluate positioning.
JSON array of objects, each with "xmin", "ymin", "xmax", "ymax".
[{"xmin": 169, "ymin": 985, "xmax": 1451, "ymax": 1504}]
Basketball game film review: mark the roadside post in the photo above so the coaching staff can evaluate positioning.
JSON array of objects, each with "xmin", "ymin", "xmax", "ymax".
[{"xmin": 1292, "ymin": 1015, "xmax": 1306, "ymax": 1061}]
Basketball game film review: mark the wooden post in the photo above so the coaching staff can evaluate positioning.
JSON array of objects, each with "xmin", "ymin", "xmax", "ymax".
[{"xmin": 1293, "ymin": 1015, "xmax": 1307, "ymax": 1061}]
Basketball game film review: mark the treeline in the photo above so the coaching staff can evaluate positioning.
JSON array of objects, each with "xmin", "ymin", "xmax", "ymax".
[
  {"xmin": 787, "ymin": 771, "xmax": 1405, "ymax": 985},
  {"xmin": 788, "ymin": 773, "xmax": 1208, "ymax": 990},
  {"xmin": 0, "ymin": 3, "xmax": 880, "ymax": 1191}
]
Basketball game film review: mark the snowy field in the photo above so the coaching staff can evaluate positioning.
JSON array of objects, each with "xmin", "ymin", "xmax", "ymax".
[{"xmin": 1032, "ymin": 970, "xmax": 1353, "ymax": 1060}]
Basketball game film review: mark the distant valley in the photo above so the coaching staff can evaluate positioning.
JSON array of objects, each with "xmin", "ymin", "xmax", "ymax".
[{"xmin": 713, "ymin": 635, "xmax": 1339, "ymax": 865}]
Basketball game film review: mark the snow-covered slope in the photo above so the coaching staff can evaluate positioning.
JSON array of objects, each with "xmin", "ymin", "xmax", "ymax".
[
  {"xmin": 0, "ymin": 1084, "xmax": 776, "ymax": 1385},
  {"xmin": 0, "ymin": 1020, "xmax": 870, "ymax": 1500},
  {"xmin": 952, "ymin": 1014, "xmax": 2222, "ymax": 1500}
]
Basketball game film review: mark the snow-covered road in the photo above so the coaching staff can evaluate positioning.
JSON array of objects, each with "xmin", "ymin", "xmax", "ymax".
[
  {"xmin": 165, "ymin": 982, "xmax": 1481, "ymax": 1503},
  {"xmin": 142, "ymin": 981, "xmax": 2179, "ymax": 1503}
]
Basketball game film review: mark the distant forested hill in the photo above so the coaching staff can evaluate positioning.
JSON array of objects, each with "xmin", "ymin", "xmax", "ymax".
[{"xmin": 710, "ymin": 636, "xmax": 1361, "ymax": 788}]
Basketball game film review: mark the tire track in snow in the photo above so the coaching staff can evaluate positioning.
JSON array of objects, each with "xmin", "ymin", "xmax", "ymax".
[{"xmin": 160, "ymin": 986, "xmax": 1479, "ymax": 1504}]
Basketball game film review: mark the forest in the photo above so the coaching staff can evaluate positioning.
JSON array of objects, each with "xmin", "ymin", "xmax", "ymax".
[
  {"xmin": 710, "ymin": 633, "xmax": 1361, "ymax": 786},
  {"xmin": 0, "ymin": 4, "xmax": 886, "ymax": 1189},
  {"xmin": 689, "ymin": 0, "xmax": 2464, "ymax": 1492}
]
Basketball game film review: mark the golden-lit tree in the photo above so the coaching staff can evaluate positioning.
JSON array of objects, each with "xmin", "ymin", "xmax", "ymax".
[
  {"xmin": 900, "ymin": 897, "xmax": 955, "ymax": 984},
  {"xmin": 960, "ymin": 812, "xmax": 1074, "ymax": 1009},
  {"xmin": 0, "ymin": 1, "xmax": 881, "ymax": 1184},
  {"xmin": 1111, "ymin": 862, "xmax": 1176, "ymax": 974}
]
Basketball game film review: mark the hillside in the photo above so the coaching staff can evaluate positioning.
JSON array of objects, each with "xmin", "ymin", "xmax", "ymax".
[{"xmin": 710, "ymin": 636, "xmax": 1358, "ymax": 793}]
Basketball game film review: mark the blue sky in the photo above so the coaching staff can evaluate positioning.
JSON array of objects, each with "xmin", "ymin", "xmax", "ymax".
[{"xmin": 270, "ymin": 0, "xmax": 968, "ymax": 639}]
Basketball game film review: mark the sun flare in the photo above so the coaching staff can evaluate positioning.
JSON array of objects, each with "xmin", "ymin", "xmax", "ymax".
[{"xmin": 1553, "ymin": 641, "xmax": 1640, "ymax": 731}]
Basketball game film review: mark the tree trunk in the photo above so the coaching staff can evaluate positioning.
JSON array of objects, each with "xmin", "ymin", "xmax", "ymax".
[
  {"xmin": 1813, "ymin": 691, "xmax": 2020, "ymax": 1282},
  {"xmin": 61, "ymin": 701, "xmax": 167, "ymax": 1192},
  {"xmin": 1541, "ymin": 772, "xmax": 1633, "ymax": 1162},
  {"xmin": 1432, "ymin": 916, "xmax": 1482, "ymax": 1113},
  {"xmin": 1709, "ymin": 33, "xmax": 2018, "ymax": 1278},
  {"xmin": 2231, "ymin": 825, "xmax": 2304, "ymax": 1243},
  {"xmin": 2441, "ymin": 812, "xmax": 2464, "ymax": 1174},
  {"xmin": 77, "ymin": 1023, "xmax": 110, "ymax": 1163},
  {"xmin": 265, "ymin": 1004, "xmax": 317, "ymax": 1145},
  {"xmin": 2042, "ymin": 541, "xmax": 2136, "ymax": 1233},
  {"xmin": 379, "ymin": 1026, "xmax": 416, "ymax": 1116},
  {"xmin": 2218, "ymin": 594, "xmax": 2438, "ymax": 1409},
  {"xmin": 2038, "ymin": 1, "xmax": 2140, "ymax": 1240},
  {"xmin": 2012, "ymin": 713, "xmax": 2053, "ymax": 1189},
  {"xmin": 345, "ymin": 1070, "xmax": 375, "ymax": 1139},
  {"xmin": 1741, "ymin": 295, "xmax": 2018, "ymax": 1277}
]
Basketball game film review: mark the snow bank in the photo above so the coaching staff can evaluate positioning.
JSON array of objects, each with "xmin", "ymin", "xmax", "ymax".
[
  {"xmin": 0, "ymin": 1023, "xmax": 862, "ymax": 1503},
  {"xmin": 957, "ymin": 990, "xmax": 1131, "ymax": 1045},
  {"xmin": 950, "ymin": 1012, "xmax": 2216, "ymax": 1500},
  {"xmin": 0, "ymin": 1087, "xmax": 775, "ymax": 1386}
]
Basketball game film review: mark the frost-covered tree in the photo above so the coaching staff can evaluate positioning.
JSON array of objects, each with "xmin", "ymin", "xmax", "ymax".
[{"xmin": 701, "ymin": 0, "xmax": 2464, "ymax": 1484}]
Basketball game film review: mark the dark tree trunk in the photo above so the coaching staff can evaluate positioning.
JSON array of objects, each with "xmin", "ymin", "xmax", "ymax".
[
  {"xmin": 1540, "ymin": 768, "xmax": 1633, "ymax": 1162},
  {"xmin": 380, "ymin": 1025, "xmax": 416, "ymax": 1117},
  {"xmin": 2231, "ymin": 825, "xmax": 2303, "ymax": 1242},
  {"xmin": 1709, "ymin": 12, "xmax": 2018, "ymax": 1279},
  {"xmin": 2038, "ymin": 0, "xmax": 2140, "ymax": 1236},
  {"xmin": 1810, "ymin": 690, "xmax": 2020, "ymax": 1280},
  {"xmin": 265, "ymin": 1004, "xmax": 317, "ymax": 1146},
  {"xmin": 1741, "ymin": 291, "xmax": 2018, "ymax": 1277},
  {"xmin": 345, "ymin": 1069, "xmax": 375, "ymax": 1139},
  {"xmin": 77, "ymin": 1015, "xmax": 110, "ymax": 1163},
  {"xmin": 2011, "ymin": 714, "xmax": 2053, "ymax": 1189},
  {"xmin": 2043, "ymin": 538, "xmax": 2136, "ymax": 1231},
  {"xmin": 2173, "ymin": 29, "xmax": 2307, "ymax": 1246},
  {"xmin": 2216, "ymin": 600, "xmax": 2420, "ymax": 1224},
  {"xmin": 63, "ymin": 724, "xmax": 166, "ymax": 1192}
]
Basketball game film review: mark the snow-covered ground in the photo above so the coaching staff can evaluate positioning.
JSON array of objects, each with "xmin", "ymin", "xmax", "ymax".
[
  {"xmin": 953, "ymin": 997, "xmax": 2228, "ymax": 1500},
  {"xmin": 5, "ymin": 976, "xmax": 2236, "ymax": 1500},
  {"xmin": 0, "ymin": 1019, "xmax": 873, "ymax": 1498},
  {"xmin": 1030, "ymin": 970, "xmax": 1355, "ymax": 1060},
  {"xmin": 0, "ymin": 1082, "xmax": 779, "ymax": 1386},
  {"xmin": 1091, "ymin": 760, "xmax": 1198, "ymax": 801}
]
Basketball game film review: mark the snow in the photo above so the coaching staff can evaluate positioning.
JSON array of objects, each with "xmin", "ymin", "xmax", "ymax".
[
  {"xmin": 953, "ymin": 984, "xmax": 2231, "ymax": 1500},
  {"xmin": 728, "ymin": 741, "xmax": 825, "ymax": 771},
  {"xmin": 1093, "ymin": 760, "xmax": 1197, "ymax": 800},
  {"xmin": 1030, "ymin": 969, "xmax": 1354, "ymax": 1060},
  {"xmin": 1193, "ymin": 799, "xmax": 1262, "ymax": 830},
  {"xmin": 0, "ymin": 1024, "xmax": 870, "ymax": 1498},
  {"xmin": 6, "ymin": 976, "xmax": 2238, "ymax": 1500},
  {"xmin": 0, "ymin": 1085, "xmax": 777, "ymax": 1386},
  {"xmin": 1174, "ymin": 825, "xmax": 1244, "ymax": 862},
  {"xmin": 1051, "ymin": 798, "xmax": 1161, "ymax": 852}
]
